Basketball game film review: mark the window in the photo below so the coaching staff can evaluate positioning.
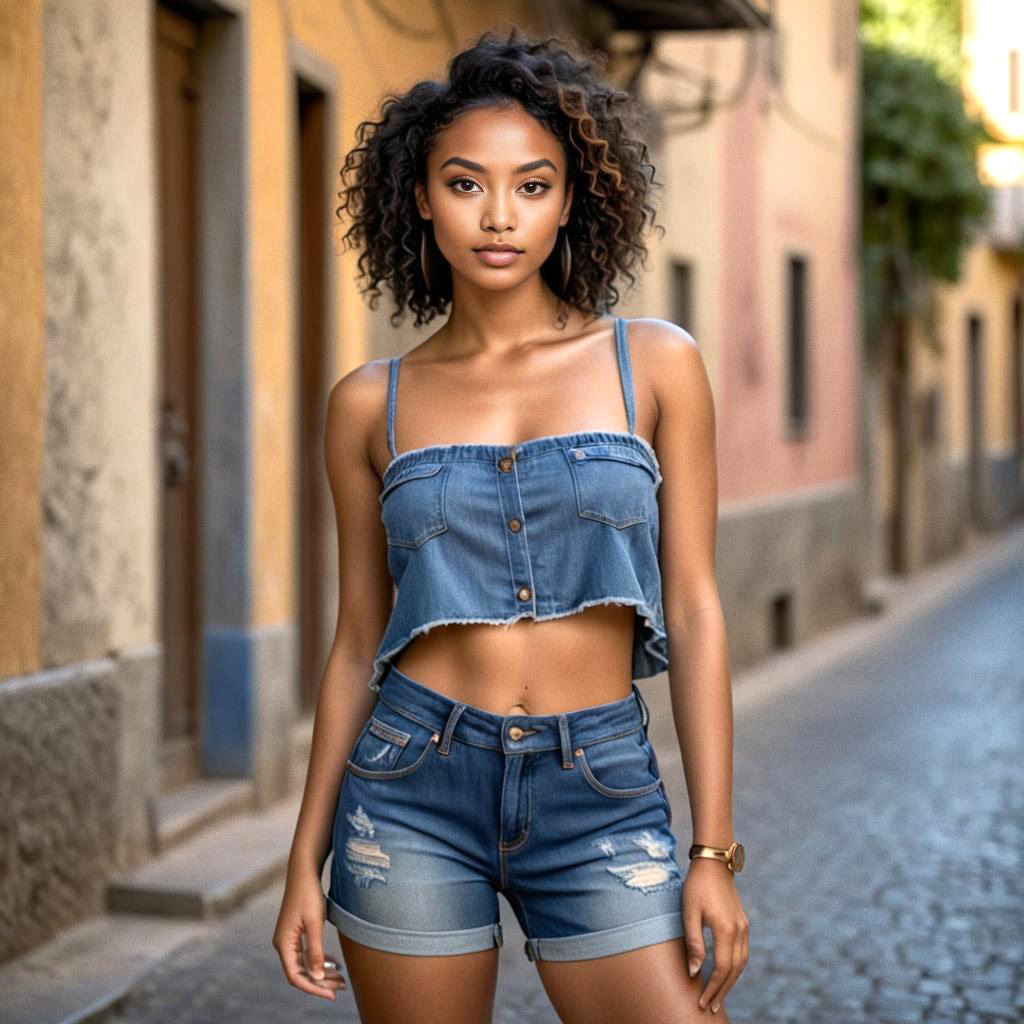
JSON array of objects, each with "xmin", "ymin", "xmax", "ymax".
[
  {"xmin": 786, "ymin": 253, "xmax": 810, "ymax": 436},
  {"xmin": 1012, "ymin": 294, "xmax": 1023, "ymax": 460},
  {"xmin": 670, "ymin": 259, "xmax": 694, "ymax": 338}
]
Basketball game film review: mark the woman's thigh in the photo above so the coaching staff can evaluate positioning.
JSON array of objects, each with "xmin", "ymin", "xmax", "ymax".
[
  {"xmin": 338, "ymin": 930, "xmax": 500, "ymax": 1024},
  {"xmin": 535, "ymin": 937, "xmax": 728, "ymax": 1024}
]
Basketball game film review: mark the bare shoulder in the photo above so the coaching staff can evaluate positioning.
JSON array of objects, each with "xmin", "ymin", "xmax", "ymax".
[
  {"xmin": 328, "ymin": 357, "xmax": 390, "ymax": 416},
  {"xmin": 626, "ymin": 316, "xmax": 700, "ymax": 363},
  {"xmin": 624, "ymin": 317, "xmax": 707, "ymax": 418},
  {"xmin": 325, "ymin": 357, "xmax": 392, "ymax": 473}
]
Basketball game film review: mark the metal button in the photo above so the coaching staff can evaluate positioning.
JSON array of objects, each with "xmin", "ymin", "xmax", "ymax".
[
  {"xmin": 508, "ymin": 518, "xmax": 521, "ymax": 532},
  {"xmin": 574, "ymin": 449, "xmax": 586, "ymax": 460},
  {"xmin": 498, "ymin": 456, "xmax": 514, "ymax": 472},
  {"xmin": 517, "ymin": 586, "xmax": 531, "ymax": 601},
  {"xmin": 508, "ymin": 726, "xmax": 525, "ymax": 740}
]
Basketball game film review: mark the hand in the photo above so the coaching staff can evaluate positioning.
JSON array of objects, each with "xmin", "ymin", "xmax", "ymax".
[
  {"xmin": 682, "ymin": 857, "xmax": 749, "ymax": 1015},
  {"xmin": 271, "ymin": 868, "xmax": 347, "ymax": 1002}
]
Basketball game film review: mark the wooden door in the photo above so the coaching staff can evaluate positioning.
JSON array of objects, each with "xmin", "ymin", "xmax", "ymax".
[
  {"xmin": 297, "ymin": 80, "xmax": 330, "ymax": 710},
  {"xmin": 967, "ymin": 313, "xmax": 985, "ymax": 528},
  {"xmin": 156, "ymin": 6, "xmax": 201, "ymax": 786}
]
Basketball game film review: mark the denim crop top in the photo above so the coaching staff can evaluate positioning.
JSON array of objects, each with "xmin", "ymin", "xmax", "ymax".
[{"xmin": 366, "ymin": 315, "xmax": 668, "ymax": 692}]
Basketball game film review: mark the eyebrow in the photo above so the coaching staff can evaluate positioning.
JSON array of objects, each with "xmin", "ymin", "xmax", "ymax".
[{"xmin": 439, "ymin": 156, "xmax": 558, "ymax": 174}]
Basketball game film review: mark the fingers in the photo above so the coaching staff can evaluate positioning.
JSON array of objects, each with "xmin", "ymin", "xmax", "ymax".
[
  {"xmin": 696, "ymin": 920, "xmax": 733, "ymax": 1013},
  {"xmin": 698, "ymin": 914, "xmax": 749, "ymax": 1015},
  {"xmin": 272, "ymin": 920, "xmax": 346, "ymax": 1002},
  {"xmin": 300, "ymin": 947, "xmax": 348, "ymax": 995},
  {"xmin": 710, "ymin": 923, "xmax": 745, "ymax": 1014},
  {"xmin": 305, "ymin": 921, "xmax": 327, "ymax": 982},
  {"xmin": 683, "ymin": 905, "xmax": 705, "ymax": 980}
]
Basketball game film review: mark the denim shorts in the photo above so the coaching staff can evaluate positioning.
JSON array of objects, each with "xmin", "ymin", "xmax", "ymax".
[{"xmin": 324, "ymin": 664, "xmax": 686, "ymax": 962}]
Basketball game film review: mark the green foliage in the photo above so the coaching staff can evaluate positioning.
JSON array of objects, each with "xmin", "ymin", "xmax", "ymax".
[
  {"xmin": 860, "ymin": 0, "xmax": 964, "ymax": 87},
  {"xmin": 859, "ymin": 1, "xmax": 992, "ymax": 355}
]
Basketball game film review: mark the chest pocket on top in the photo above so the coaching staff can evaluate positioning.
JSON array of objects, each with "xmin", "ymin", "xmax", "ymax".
[
  {"xmin": 564, "ymin": 444, "xmax": 659, "ymax": 529},
  {"xmin": 379, "ymin": 462, "xmax": 452, "ymax": 548}
]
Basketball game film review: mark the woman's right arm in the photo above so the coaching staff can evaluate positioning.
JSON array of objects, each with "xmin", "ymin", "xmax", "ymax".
[{"xmin": 272, "ymin": 362, "xmax": 395, "ymax": 1001}]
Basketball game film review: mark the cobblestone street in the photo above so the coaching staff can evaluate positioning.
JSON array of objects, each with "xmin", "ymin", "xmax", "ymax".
[
  {"xmin": 724, "ymin": 551, "xmax": 1024, "ymax": 1024},
  {"xmin": 102, "ymin": 550, "xmax": 1024, "ymax": 1024}
]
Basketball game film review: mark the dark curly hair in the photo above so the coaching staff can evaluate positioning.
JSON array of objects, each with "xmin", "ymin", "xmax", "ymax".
[{"xmin": 334, "ymin": 26, "xmax": 664, "ymax": 328}]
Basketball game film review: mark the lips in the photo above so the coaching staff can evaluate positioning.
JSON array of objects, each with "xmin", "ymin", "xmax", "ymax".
[
  {"xmin": 474, "ymin": 247, "xmax": 524, "ymax": 267},
  {"xmin": 474, "ymin": 246, "xmax": 523, "ymax": 253}
]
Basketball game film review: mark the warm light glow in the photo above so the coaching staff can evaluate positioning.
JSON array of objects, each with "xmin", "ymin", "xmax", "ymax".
[{"xmin": 978, "ymin": 143, "xmax": 1024, "ymax": 185}]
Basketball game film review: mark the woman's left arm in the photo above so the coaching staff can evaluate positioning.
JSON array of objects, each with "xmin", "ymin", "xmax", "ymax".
[{"xmin": 643, "ymin": 319, "xmax": 749, "ymax": 1015}]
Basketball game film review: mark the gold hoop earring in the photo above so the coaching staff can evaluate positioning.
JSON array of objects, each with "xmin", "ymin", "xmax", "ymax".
[
  {"xmin": 420, "ymin": 228, "xmax": 432, "ymax": 293},
  {"xmin": 560, "ymin": 231, "xmax": 572, "ymax": 293}
]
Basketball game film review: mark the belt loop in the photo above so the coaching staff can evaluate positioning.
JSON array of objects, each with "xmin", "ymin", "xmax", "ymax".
[
  {"xmin": 557, "ymin": 713, "xmax": 574, "ymax": 769},
  {"xmin": 632, "ymin": 681, "xmax": 650, "ymax": 736},
  {"xmin": 437, "ymin": 702, "xmax": 466, "ymax": 756}
]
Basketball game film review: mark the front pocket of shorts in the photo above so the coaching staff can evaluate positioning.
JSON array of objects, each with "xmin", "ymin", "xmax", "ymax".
[
  {"xmin": 345, "ymin": 709, "xmax": 439, "ymax": 780},
  {"xmin": 379, "ymin": 462, "xmax": 452, "ymax": 548},
  {"xmin": 564, "ymin": 445, "xmax": 658, "ymax": 529},
  {"xmin": 576, "ymin": 729, "xmax": 664, "ymax": 798}
]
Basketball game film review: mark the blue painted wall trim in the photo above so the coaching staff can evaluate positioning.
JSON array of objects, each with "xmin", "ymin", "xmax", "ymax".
[{"xmin": 203, "ymin": 627, "xmax": 255, "ymax": 776}]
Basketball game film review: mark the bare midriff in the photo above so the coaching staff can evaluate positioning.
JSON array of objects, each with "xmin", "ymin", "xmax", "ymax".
[{"xmin": 390, "ymin": 602, "xmax": 638, "ymax": 715}]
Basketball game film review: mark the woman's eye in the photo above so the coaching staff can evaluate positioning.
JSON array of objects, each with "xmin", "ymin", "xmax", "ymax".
[{"xmin": 448, "ymin": 178, "xmax": 550, "ymax": 196}]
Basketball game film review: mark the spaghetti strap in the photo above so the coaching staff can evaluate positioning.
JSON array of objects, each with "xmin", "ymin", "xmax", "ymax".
[
  {"xmin": 614, "ymin": 316, "xmax": 636, "ymax": 435},
  {"xmin": 386, "ymin": 356, "xmax": 401, "ymax": 458}
]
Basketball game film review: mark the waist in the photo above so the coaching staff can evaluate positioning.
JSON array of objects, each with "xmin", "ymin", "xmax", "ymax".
[
  {"xmin": 392, "ymin": 604, "xmax": 637, "ymax": 714},
  {"xmin": 377, "ymin": 662, "xmax": 650, "ymax": 751}
]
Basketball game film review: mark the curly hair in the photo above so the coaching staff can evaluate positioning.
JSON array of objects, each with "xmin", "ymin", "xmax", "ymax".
[{"xmin": 335, "ymin": 26, "xmax": 664, "ymax": 328}]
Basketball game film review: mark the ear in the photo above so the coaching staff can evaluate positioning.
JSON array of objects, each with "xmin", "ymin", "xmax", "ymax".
[
  {"xmin": 559, "ymin": 179, "xmax": 574, "ymax": 227},
  {"xmin": 415, "ymin": 179, "xmax": 432, "ymax": 220}
]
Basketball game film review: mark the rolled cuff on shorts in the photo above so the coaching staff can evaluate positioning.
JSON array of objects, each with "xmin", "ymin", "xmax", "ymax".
[
  {"xmin": 325, "ymin": 891, "xmax": 504, "ymax": 957},
  {"xmin": 523, "ymin": 910, "xmax": 685, "ymax": 962}
]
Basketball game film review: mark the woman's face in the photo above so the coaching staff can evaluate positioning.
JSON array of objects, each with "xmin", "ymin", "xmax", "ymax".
[{"xmin": 415, "ymin": 103, "xmax": 574, "ymax": 291}]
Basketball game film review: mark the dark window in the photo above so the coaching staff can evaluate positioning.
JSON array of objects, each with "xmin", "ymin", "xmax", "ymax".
[
  {"xmin": 786, "ymin": 254, "xmax": 810, "ymax": 435},
  {"xmin": 670, "ymin": 260, "xmax": 694, "ymax": 338},
  {"xmin": 1013, "ymin": 294, "xmax": 1022, "ymax": 460},
  {"xmin": 770, "ymin": 592, "xmax": 793, "ymax": 650},
  {"xmin": 919, "ymin": 387, "xmax": 941, "ymax": 447}
]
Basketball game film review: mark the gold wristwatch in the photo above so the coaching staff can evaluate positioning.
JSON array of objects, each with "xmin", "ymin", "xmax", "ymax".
[{"xmin": 688, "ymin": 841, "xmax": 745, "ymax": 874}]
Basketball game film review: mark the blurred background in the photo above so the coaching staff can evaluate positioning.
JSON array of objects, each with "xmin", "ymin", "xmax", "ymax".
[{"xmin": 1, "ymin": 1, "xmax": 1021, "ymax": 1022}]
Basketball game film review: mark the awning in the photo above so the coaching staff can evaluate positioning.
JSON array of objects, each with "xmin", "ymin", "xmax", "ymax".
[{"xmin": 592, "ymin": 0, "xmax": 771, "ymax": 32}]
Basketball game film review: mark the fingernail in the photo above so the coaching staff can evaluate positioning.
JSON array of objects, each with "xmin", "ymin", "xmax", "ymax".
[
  {"xmin": 712, "ymin": 1002, "xmax": 720, "ymax": 1013},
  {"xmin": 312, "ymin": 968, "xmax": 324, "ymax": 980},
  {"xmin": 689, "ymin": 959, "xmax": 699, "ymax": 976}
]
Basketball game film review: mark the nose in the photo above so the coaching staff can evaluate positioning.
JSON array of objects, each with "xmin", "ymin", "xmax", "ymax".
[{"xmin": 481, "ymin": 193, "xmax": 515, "ymax": 233}]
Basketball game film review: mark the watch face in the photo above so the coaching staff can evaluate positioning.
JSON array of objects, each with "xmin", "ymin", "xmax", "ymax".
[{"xmin": 731, "ymin": 843, "xmax": 745, "ymax": 872}]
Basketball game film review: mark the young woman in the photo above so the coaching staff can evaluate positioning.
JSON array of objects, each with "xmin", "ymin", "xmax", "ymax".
[{"xmin": 273, "ymin": 28, "xmax": 748, "ymax": 1024}]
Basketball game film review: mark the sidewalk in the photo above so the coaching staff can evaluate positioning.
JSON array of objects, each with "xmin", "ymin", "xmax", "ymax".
[{"xmin": 2, "ymin": 520, "xmax": 1022, "ymax": 1024}]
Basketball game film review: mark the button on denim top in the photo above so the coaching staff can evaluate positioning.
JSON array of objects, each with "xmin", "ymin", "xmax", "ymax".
[{"xmin": 367, "ymin": 316, "xmax": 668, "ymax": 692}]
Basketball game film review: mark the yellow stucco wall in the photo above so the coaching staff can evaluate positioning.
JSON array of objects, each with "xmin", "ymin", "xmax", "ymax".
[
  {"xmin": 954, "ymin": 0, "xmax": 1024, "ymax": 461},
  {"xmin": 0, "ymin": 1, "xmax": 45, "ymax": 679},
  {"xmin": 640, "ymin": 31, "xmax": 726, "ymax": 402},
  {"xmin": 938, "ymin": 244, "xmax": 1022, "ymax": 458},
  {"xmin": 248, "ymin": 1, "xmax": 298, "ymax": 627}
]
